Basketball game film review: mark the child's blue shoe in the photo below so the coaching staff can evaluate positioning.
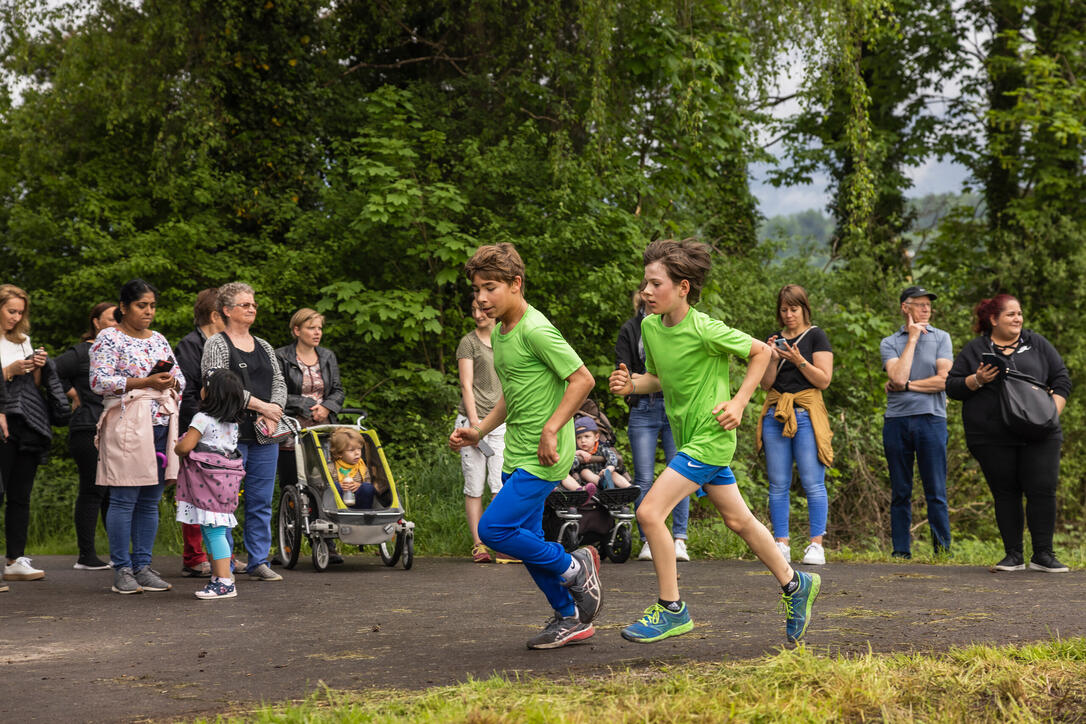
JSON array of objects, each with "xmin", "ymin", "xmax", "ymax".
[
  {"xmin": 781, "ymin": 570, "xmax": 820, "ymax": 643},
  {"xmin": 621, "ymin": 602, "xmax": 693, "ymax": 643}
]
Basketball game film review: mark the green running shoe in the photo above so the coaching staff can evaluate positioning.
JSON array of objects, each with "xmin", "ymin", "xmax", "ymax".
[
  {"xmin": 621, "ymin": 602, "xmax": 693, "ymax": 643},
  {"xmin": 781, "ymin": 570, "xmax": 820, "ymax": 643}
]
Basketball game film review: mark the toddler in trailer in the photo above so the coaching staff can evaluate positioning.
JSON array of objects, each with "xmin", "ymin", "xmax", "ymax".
[
  {"xmin": 329, "ymin": 428, "xmax": 390, "ymax": 509},
  {"xmin": 175, "ymin": 369, "xmax": 247, "ymax": 599},
  {"xmin": 609, "ymin": 239, "xmax": 821, "ymax": 644}
]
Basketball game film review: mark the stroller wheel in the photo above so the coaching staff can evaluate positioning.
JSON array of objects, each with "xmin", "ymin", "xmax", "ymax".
[
  {"xmin": 401, "ymin": 533, "xmax": 414, "ymax": 570},
  {"xmin": 608, "ymin": 525, "xmax": 633, "ymax": 564},
  {"xmin": 380, "ymin": 531, "xmax": 404, "ymax": 567},
  {"xmin": 277, "ymin": 486, "xmax": 303, "ymax": 570},
  {"xmin": 312, "ymin": 537, "xmax": 330, "ymax": 571}
]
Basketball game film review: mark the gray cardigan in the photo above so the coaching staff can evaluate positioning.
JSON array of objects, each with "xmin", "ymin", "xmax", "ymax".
[{"xmin": 200, "ymin": 332, "xmax": 287, "ymax": 410}]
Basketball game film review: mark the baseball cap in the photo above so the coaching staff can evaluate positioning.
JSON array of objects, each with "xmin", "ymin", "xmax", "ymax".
[
  {"xmin": 900, "ymin": 285, "xmax": 938, "ymax": 303},
  {"xmin": 574, "ymin": 416, "xmax": 598, "ymax": 434}
]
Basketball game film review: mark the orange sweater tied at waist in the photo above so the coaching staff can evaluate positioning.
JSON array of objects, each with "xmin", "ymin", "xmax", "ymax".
[{"xmin": 756, "ymin": 387, "xmax": 834, "ymax": 468}]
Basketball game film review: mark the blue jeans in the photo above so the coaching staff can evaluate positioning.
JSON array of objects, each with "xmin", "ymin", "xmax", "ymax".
[
  {"xmin": 478, "ymin": 469, "xmax": 576, "ymax": 618},
  {"xmin": 882, "ymin": 414, "xmax": 951, "ymax": 554},
  {"xmin": 628, "ymin": 395, "xmax": 688, "ymax": 539},
  {"xmin": 107, "ymin": 426, "xmax": 167, "ymax": 571},
  {"xmin": 238, "ymin": 441, "xmax": 280, "ymax": 572},
  {"xmin": 762, "ymin": 407, "xmax": 828, "ymax": 540}
]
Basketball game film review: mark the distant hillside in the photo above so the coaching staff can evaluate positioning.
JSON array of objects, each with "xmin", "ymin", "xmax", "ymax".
[{"xmin": 757, "ymin": 192, "xmax": 981, "ymax": 266}]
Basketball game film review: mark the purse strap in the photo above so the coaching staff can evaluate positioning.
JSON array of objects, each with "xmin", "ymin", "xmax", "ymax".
[{"xmin": 777, "ymin": 325, "xmax": 818, "ymax": 373}]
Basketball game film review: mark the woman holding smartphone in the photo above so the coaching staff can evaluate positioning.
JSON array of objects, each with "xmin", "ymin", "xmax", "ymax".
[
  {"xmin": 91, "ymin": 279, "xmax": 185, "ymax": 594},
  {"xmin": 1, "ymin": 284, "xmax": 70, "ymax": 584},
  {"xmin": 946, "ymin": 294, "xmax": 1071, "ymax": 573},
  {"xmin": 757, "ymin": 284, "xmax": 834, "ymax": 566}
]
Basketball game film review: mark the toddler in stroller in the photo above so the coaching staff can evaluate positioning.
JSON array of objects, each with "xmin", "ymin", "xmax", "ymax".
[
  {"xmin": 545, "ymin": 410, "xmax": 637, "ymax": 563},
  {"xmin": 328, "ymin": 428, "xmax": 391, "ymax": 509}
]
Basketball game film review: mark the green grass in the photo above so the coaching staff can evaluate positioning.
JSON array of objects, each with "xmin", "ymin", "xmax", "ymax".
[{"xmin": 209, "ymin": 638, "xmax": 1086, "ymax": 723}]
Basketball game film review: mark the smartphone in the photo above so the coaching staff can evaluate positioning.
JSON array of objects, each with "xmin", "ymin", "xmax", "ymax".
[
  {"xmin": 476, "ymin": 439, "xmax": 495, "ymax": 457},
  {"xmin": 149, "ymin": 359, "xmax": 175, "ymax": 375},
  {"xmin": 774, "ymin": 338, "xmax": 790, "ymax": 350},
  {"xmin": 980, "ymin": 352, "xmax": 1007, "ymax": 374}
]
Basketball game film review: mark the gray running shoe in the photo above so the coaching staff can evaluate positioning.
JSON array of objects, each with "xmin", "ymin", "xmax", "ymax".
[
  {"xmin": 526, "ymin": 612, "xmax": 595, "ymax": 650},
  {"xmin": 112, "ymin": 567, "xmax": 143, "ymax": 595},
  {"xmin": 248, "ymin": 563, "xmax": 283, "ymax": 581},
  {"xmin": 134, "ymin": 566, "xmax": 172, "ymax": 592},
  {"xmin": 563, "ymin": 546, "xmax": 603, "ymax": 624}
]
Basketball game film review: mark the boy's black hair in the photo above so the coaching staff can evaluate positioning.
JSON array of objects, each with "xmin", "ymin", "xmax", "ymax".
[{"xmin": 199, "ymin": 369, "xmax": 246, "ymax": 423}]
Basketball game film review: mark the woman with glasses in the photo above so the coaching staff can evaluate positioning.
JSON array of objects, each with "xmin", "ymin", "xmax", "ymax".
[{"xmin": 201, "ymin": 282, "xmax": 287, "ymax": 582}]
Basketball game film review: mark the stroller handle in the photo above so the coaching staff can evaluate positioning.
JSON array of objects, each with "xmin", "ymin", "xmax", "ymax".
[{"xmin": 340, "ymin": 407, "xmax": 367, "ymax": 420}]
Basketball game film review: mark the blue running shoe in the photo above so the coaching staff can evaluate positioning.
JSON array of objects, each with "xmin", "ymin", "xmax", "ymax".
[
  {"xmin": 621, "ymin": 602, "xmax": 693, "ymax": 643},
  {"xmin": 781, "ymin": 571, "xmax": 820, "ymax": 643}
]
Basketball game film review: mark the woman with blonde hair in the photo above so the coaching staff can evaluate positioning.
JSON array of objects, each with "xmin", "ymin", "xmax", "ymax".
[{"xmin": 1, "ymin": 284, "xmax": 70, "ymax": 584}]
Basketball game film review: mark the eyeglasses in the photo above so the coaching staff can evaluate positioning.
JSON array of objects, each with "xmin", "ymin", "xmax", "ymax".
[
  {"xmin": 230, "ymin": 302, "xmax": 259, "ymax": 310},
  {"xmin": 904, "ymin": 301, "xmax": 932, "ymax": 310}
]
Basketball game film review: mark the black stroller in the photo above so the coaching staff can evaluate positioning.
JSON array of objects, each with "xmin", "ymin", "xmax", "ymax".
[{"xmin": 542, "ymin": 400, "xmax": 638, "ymax": 563}]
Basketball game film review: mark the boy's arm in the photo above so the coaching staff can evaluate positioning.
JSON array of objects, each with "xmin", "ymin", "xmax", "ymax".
[
  {"xmin": 449, "ymin": 395, "xmax": 507, "ymax": 451},
  {"xmin": 714, "ymin": 339, "xmax": 772, "ymax": 431},
  {"xmin": 609, "ymin": 363, "xmax": 662, "ymax": 395},
  {"xmin": 174, "ymin": 427, "xmax": 201, "ymax": 456},
  {"xmin": 538, "ymin": 365, "xmax": 594, "ymax": 466}
]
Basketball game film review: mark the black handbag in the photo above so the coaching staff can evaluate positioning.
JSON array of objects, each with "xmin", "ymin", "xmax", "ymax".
[
  {"xmin": 40, "ymin": 359, "xmax": 72, "ymax": 427},
  {"xmin": 999, "ymin": 368, "xmax": 1059, "ymax": 441}
]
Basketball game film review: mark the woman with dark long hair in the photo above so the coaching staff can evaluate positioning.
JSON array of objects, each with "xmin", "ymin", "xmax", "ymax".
[
  {"xmin": 946, "ymin": 294, "xmax": 1071, "ymax": 573},
  {"xmin": 91, "ymin": 279, "xmax": 185, "ymax": 594},
  {"xmin": 55, "ymin": 301, "xmax": 117, "ymax": 570}
]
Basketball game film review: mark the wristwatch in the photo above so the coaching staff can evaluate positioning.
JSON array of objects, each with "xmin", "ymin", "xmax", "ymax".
[
  {"xmin": 905, "ymin": 380, "xmax": 910, "ymax": 391},
  {"xmin": 799, "ymin": 361, "xmax": 807, "ymax": 369}
]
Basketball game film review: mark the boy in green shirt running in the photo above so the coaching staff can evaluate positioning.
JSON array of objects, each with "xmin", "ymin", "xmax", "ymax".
[
  {"xmin": 450, "ymin": 243, "xmax": 603, "ymax": 650},
  {"xmin": 609, "ymin": 239, "xmax": 821, "ymax": 644}
]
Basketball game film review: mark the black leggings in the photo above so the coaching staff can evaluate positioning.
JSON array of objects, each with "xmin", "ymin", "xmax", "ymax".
[
  {"xmin": 69, "ymin": 428, "xmax": 109, "ymax": 558},
  {"xmin": 968, "ymin": 438, "xmax": 1062, "ymax": 556},
  {"xmin": 0, "ymin": 418, "xmax": 42, "ymax": 560}
]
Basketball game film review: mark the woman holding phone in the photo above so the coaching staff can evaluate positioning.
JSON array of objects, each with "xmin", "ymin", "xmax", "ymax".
[
  {"xmin": 946, "ymin": 294, "xmax": 1071, "ymax": 573},
  {"xmin": 1, "ymin": 284, "xmax": 70, "ymax": 583},
  {"xmin": 91, "ymin": 279, "xmax": 185, "ymax": 594},
  {"xmin": 757, "ymin": 284, "xmax": 834, "ymax": 566}
]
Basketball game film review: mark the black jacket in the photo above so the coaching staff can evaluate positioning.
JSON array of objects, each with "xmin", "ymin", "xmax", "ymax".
[
  {"xmin": 274, "ymin": 344, "xmax": 345, "ymax": 424},
  {"xmin": 174, "ymin": 327, "xmax": 208, "ymax": 432},
  {"xmin": 54, "ymin": 341, "xmax": 104, "ymax": 432},
  {"xmin": 2, "ymin": 358, "xmax": 70, "ymax": 454},
  {"xmin": 946, "ymin": 330, "xmax": 1071, "ymax": 445}
]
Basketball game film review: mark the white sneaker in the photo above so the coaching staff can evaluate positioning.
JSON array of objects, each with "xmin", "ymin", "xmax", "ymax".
[
  {"xmin": 4, "ymin": 556, "xmax": 45, "ymax": 581},
  {"xmin": 674, "ymin": 538, "xmax": 690, "ymax": 562},
  {"xmin": 801, "ymin": 542, "xmax": 826, "ymax": 565},
  {"xmin": 637, "ymin": 541, "xmax": 653, "ymax": 561},
  {"xmin": 775, "ymin": 540, "xmax": 791, "ymax": 562}
]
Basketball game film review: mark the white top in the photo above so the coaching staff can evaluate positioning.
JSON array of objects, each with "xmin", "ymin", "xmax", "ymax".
[
  {"xmin": 0, "ymin": 336, "xmax": 33, "ymax": 370},
  {"xmin": 189, "ymin": 411, "xmax": 239, "ymax": 456}
]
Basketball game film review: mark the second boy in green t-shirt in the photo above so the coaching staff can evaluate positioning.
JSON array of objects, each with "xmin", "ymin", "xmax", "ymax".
[
  {"xmin": 609, "ymin": 239, "xmax": 821, "ymax": 645},
  {"xmin": 450, "ymin": 243, "xmax": 602, "ymax": 650}
]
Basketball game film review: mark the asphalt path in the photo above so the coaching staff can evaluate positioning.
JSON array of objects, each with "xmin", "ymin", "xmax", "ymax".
[{"xmin": 3, "ymin": 554, "xmax": 1085, "ymax": 722}]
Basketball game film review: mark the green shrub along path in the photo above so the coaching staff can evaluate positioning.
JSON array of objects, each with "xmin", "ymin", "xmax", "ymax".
[{"xmin": 2, "ymin": 555, "xmax": 1084, "ymax": 722}]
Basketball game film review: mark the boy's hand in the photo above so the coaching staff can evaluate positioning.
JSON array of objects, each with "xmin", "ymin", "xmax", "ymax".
[
  {"xmin": 575, "ymin": 449, "xmax": 591, "ymax": 462},
  {"xmin": 449, "ymin": 426, "xmax": 479, "ymax": 451},
  {"xmin": 537, "ymin": 428, "xmax": 559, "ymax": 466},
  {"xmin": 712, "ymin": 399, "xmax": 745, "ymax": 430},
  {"xmin": 608, "ymin": 363, "xmax": 634, "ymax": 395},
  {"xmin": 341, "ymin": 477, "xmax": 361, "ymax": 492}
]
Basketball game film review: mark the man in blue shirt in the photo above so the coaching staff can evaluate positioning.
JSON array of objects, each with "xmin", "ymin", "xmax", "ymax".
[{"xmin": 879, "ymin": 286, "xmax": 953, "ymax": 558}]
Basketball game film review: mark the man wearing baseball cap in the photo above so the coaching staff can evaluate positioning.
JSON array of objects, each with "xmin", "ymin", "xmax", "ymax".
[{"xmin": 878, "ymin": 286, "xmax": 953, "ymax": 559}]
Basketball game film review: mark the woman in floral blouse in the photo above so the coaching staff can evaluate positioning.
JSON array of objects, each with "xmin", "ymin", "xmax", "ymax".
[{"xmin": 90, "ymin": 279, "xmax": 184, "ymax": 595}]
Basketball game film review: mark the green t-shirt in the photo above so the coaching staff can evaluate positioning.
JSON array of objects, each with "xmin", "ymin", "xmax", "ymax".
[
  {"xmin": 493, "ymin": 305, "xmax": 583, "ymax": 480},
  {"xmin": 642, "ymin": 307, "xmax": 754, "ymax": 467}
]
